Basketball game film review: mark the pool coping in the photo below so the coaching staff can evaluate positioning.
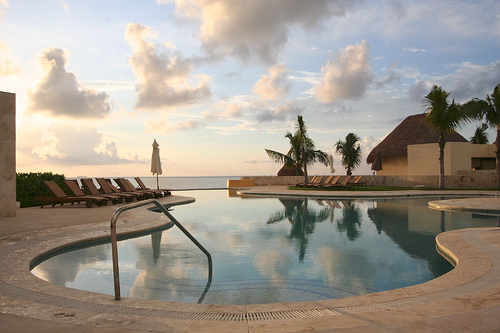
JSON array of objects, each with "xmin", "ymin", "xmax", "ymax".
[{"xmin": 1, "ymin": 188, "xmax": 500, "ymax": 332}]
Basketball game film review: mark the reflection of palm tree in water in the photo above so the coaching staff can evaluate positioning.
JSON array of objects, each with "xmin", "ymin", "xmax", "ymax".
[
  {"xmin": 336, "ymin": 201, "xmax": 362, "ymax": 241},
  {"xmin": 267, "ymin": 198, "xmax": 329, "ymax": 261}
]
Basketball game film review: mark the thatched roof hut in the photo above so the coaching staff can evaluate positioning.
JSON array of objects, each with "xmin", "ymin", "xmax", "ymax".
[
  {"xmin": 366, "ymin": 113, "xmax": 468, "ymax": 164},
  {"xmin": 277, "ymin": 165, "xmax": 304, "ymax": 176}
]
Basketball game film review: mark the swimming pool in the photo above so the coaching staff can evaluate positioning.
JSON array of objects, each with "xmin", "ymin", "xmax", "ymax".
[{"xmin": 31, "ymin": 190, "xmax": 498, "ymax": 305}]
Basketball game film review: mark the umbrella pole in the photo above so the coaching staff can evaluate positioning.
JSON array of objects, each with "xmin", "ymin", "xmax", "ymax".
[{"xmin": 156, "ymin": 174, "xmax": 159, "ymax": 190}]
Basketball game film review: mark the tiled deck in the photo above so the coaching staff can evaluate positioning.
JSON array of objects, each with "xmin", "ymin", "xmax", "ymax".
[{"xmin": 0, "ymin": 188, "xmax": 499, "ymax": 332}]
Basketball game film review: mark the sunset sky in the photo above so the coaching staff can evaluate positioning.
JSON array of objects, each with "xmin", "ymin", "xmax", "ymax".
[{"xmin": 2, "ymin": 0, "xmax": 500, "ymax": 177}]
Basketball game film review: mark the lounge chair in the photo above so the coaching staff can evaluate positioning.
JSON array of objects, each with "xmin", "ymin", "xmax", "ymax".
[
  {"xmin": 316, "ymin": 175, "xmax": 341, "ymax": 188},
  {"xmin": 296, "ymin": 175, "xmax": 325, "ymax": 187},
  {"xmin": 134, "ymin": 177, "xmax": 171, "ymax": 196},
  {"xmin": 37, "ymin": 181, "xmax": 107, "ymax": 208},
  {"xmin": 321, "ymin": 176, "xmax": 352, "ymax": 188},
  {"xmin": 114, "ymin": 178, "xmax": 153, "ymax": 199},
  {"xmin": 80, "ymin": 178, "xmax": 124, "ymax": 204},
  {"xmin": 64, "ymin": 180, "xmax": 116, "ymax": 205},
  {"xmin": 96, "ymin": 178, "xmax": 136, "ymax": 202}
]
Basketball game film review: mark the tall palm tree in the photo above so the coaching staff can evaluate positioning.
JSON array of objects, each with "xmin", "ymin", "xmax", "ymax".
[
  {"xmin": 423, "ymin": 85, "xmax": 470, "ymax": 189},
  {"xmin": 266, "ymin": 115, "xmax": 329, "ymax": 184},
  {"xmin": 470, "ymin": 123, "xmax": 489, "ymax": 144},
  {"xmin": 463, "ymin": 84, "xmax": 500, "ymax": 188},
  {"xmin": 335, "ymin": 133, "xmax": 362, "ymax": 176}
]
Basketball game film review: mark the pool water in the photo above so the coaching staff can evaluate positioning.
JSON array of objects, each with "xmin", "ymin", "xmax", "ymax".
[{"xmin": 32, "ymin": 191, "xmax": 498, "ymax": 305}]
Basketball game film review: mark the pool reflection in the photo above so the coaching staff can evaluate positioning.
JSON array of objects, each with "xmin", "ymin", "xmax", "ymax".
[{"xmin": 31, "ymin": 192, "xmax": 499, "ymax": 305}]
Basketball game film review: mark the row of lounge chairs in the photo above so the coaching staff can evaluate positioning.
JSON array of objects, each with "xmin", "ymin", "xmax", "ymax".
[
  {"xmin": 38, "ymin": 177, "xmax": 171, "ymax": 208},
  {"xmin": 296, "ymin": 175, "xmax": 364, "ymax": 188}
]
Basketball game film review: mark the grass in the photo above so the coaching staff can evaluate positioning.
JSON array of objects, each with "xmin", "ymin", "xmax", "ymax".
[{"xmin": 289, "ymin": 185, "xmax": 498, "ymax": 192}]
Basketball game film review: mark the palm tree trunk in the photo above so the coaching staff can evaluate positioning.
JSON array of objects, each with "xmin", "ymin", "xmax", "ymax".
[
  {"xmin": 496, "ymin": 126, "xmax": 500, "ymax": 189},
  {"xmin": 438, "ymin": 133, "xmax": 445, "ymax": 190}
]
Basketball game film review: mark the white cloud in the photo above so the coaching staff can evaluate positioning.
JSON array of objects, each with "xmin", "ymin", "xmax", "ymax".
[
  {"xmin": 202, "ymin": 102, "xmax": 242, "ymax": 121},
  {"xmin": 315, "ymin": 41, "xmax": 373, "ymax": 103},
  {"xmin": 125, "ymin": 22, "xmax": 212, "ymax": 111},
  {"xmin": 0, "ymin": 0, "xmax": 8, "ymax": 19},
  {"xmin": 146, "ymin": 115, "xmax": 205, "ymax": 134},
  {"xmin": 253, "ymin": 63, "xmax": 291, "ymax": 100},
  {"xmin": 402, "ymin": 47, "xmax": 426, "ymax": 53},
  {"xmin": 27, "ymin": 48, "xmax": 112, "ymax": 118},
  {"xmin": 0, "ymin": 39, "xmax": 20, "ymax": 76},
  {"xmin": 162, "ymin": 0, "xmax": 358, "ymax": 64},
  {"xmin": 28, "ymin": 123, "xmax": 134, "ymax": 166}
]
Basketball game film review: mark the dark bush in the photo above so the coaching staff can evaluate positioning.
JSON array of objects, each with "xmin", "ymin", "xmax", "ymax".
[{"xmin": 16, "ymin": 172, "xmax": 67, "ymax": 208}]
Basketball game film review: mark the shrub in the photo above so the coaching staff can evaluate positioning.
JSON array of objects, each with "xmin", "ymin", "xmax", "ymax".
[{"xmin": 16, "ymin": 172, "xmax": 67, "ymax": 208}]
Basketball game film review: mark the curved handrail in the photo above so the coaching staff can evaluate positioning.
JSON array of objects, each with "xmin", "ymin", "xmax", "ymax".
[{"xmin": 110, "ymin": 199, "xmax": 213, "ymax": 301}]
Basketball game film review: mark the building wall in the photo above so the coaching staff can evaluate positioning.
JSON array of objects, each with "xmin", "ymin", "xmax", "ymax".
[
  {"xmin": 0, "ymin": 92, "xmax": 16, "ymax": 217},
  {"xmin": 407, "ymin": 142, "xmax": 495, "ymax": 176},
  {"xmin": 376, "ymin": 156, "xmax": 407, "ymax": 176}
]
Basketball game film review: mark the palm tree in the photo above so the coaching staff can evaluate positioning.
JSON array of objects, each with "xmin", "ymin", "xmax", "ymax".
[
  {"xmin": 266, "ymin": 115, "xmax": 329, "ymax": 184},
  {"xmin": 335, "ymin": 133, "xmax": 362, "ymax": 176},
  {"xmin": 470, "ymin": 123, "xmax": 489, "ymax": 144},
  {"xmin": 423, "ymin": 85, "xmax": 470, "ymax": 189},
  {"xmin": 463, "ymin": 84, "xmax": 500, "ymax": 188}
]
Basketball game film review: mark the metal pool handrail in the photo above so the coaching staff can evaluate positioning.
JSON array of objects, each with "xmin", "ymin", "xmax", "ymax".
[{"xmin": 110, "ymin": 199, "xmax": 213, "ymax": 300}]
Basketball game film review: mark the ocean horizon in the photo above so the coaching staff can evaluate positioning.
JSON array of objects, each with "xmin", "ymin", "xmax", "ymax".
[{"xmin": 72, "ymin": 176, "xmax": 242, "ymax": 191}]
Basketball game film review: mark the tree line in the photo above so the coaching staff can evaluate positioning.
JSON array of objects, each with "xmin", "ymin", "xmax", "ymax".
[{"xmin": 265, "ymin": 83, "xmax": 500, "ymax": 189}]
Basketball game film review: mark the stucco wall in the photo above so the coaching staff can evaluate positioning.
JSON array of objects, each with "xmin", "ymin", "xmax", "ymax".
[
  {"xmin": 407, "ymin": 142, "xmax": 495, "ymax": 176},
  {"xmin": 0, "ymin": 92, "xmax": 16, "ymax": 217},
  {"xmin": 376, "ymin": 156, "xmax": 407, "ymax": 176}
]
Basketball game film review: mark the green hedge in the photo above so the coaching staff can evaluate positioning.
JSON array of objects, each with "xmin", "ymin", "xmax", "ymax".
[{"xmin": 16, "ymin": 172, "xmax": 67, "ymax": 208}]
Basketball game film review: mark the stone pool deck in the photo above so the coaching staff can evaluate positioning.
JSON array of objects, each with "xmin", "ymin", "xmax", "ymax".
[{"xmin": 0, "ymin": 187, "xmax": 499, "ymax": 332}]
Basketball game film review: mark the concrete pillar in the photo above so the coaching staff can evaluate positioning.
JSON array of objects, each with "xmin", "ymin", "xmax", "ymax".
[{"xmin": 0, "ymin": 91, "xmax": 16, "ymax": 217}]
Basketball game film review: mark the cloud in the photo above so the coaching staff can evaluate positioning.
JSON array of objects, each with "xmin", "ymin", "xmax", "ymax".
[
  {"xmin": 146, "ymin": 115, "xmax": 205, "ymax": 134},
  {"xmin": 203, "ymin": 102, "xmax": 242, "ymax": 121},
  {"xmin": 0, "ymin": 39, "xmax": 20, "ymax": 76},
  {"xmin": 27, "ymin": 48, "xmax": 112, "ymax": 118},
  {"xmin": 402, "ymin": 47, "xmax": 426, "ymax": 53},
  {"xmin": 162, "ymin": 0, "xmax": 357, "ymax": 64},
  {"xmin": 407, "ymin": 80, "xmax": 428, "ymax": 103},
  {"xmin": 444, "ymin": 61, "xmax": 500, "ymax": 101},
  {"xmin": 255, "ymin": 100, "xmax": 303, "ymax": 123},
  {"xmin": 124, "ymin": 22, "xmax": 212, "ymax": 111},
  {"xmin": 32, "ymin": 123, "xmax": 134, "ymax": 166},
  {"xmin": 253, "ymin": 63, "xmax": 291, "ymax": 100},
  {"xmin": 0, "ymin": 0, "xmax": 8, "ymax": 19},
  {"xmin": 315, "ymin": 41, "xmax": 373, "ymax": 103}
]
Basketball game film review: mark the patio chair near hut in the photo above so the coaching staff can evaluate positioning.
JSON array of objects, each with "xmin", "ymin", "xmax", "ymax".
[
  {"xmin": 134, "ymin": 177, "xmax": 171, "ymax": 196},
  {"xmin": 296, "ymin": 175, "xmax": 326, "ymax": 187},
  {"xmin": 37, "ymin": 180, "xmax": 107, "ymax": 208},
  {"xmin": 315, "ymin": 175, "xmax": 341, "ymax": 188},
  {"xmin": 321, "ymin": 175, "xmax": 352, "ymax": 188}
]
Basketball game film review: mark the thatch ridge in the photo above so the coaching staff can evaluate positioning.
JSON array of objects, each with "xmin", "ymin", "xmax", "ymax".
[{"xmin": 366, "ymin": 113, "xmax": 468, "ymax": 164}]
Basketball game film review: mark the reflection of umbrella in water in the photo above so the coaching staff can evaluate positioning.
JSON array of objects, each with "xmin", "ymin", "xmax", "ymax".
[
  {"xmin": 151, "ymin": 231, "xmax": 162, "ymax": 264},
  {"xmin": 151, "ymin": 139, "xmax": 162, "ymax": 190}
]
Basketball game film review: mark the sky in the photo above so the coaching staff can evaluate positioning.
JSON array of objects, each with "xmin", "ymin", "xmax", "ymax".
[{"xmin": 2, "ymin": 0, "xmax": 500, "ymax": 177}]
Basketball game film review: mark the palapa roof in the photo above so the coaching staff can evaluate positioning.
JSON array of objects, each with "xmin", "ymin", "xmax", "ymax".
[
  {"xmin": 277, "ymin": 164, "xmax": 304, "ymax": 176},
  {"xmin": 366, "ymin": 113, "xmax": 468, "ymax": 164}
]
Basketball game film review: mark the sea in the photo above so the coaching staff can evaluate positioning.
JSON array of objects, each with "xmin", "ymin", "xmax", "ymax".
[{"xmin": 79, "ymin": 176, "xmax": 242, "ymax": 191}]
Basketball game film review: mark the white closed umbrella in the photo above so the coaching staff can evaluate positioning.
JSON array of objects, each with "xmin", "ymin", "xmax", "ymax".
[
  {"xmin": 329, "ymin": 154, "xmax": 336, "ymax": 174},
  {"xmin": 151, "ymin": 139, "xmax": 162, "ymax": 190}
]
